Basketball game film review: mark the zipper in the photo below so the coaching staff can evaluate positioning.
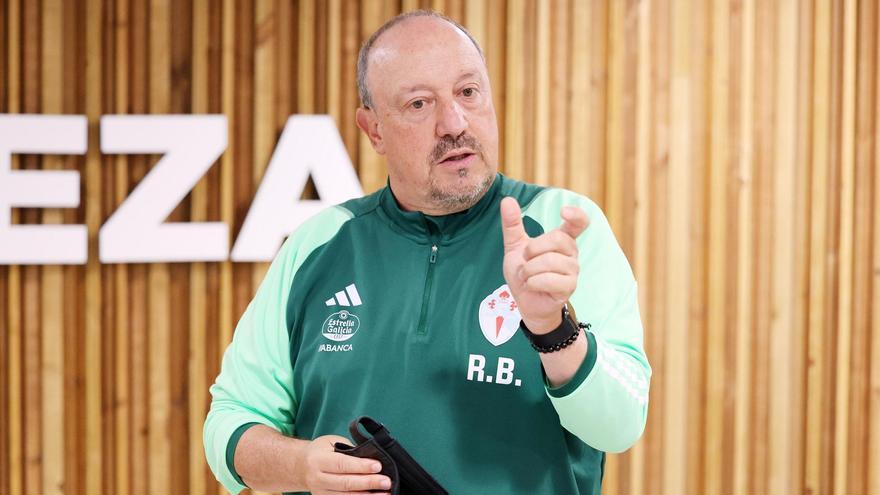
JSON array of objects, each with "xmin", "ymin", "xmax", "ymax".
[{"xmin": 415, "ymin": 244, "xmax": 438, "ymax": 335}]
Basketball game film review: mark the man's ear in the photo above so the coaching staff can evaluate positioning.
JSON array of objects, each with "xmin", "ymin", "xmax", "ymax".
[{"xmin": 356, "ymin": 107, "xmax": 385, "ymax": 154}]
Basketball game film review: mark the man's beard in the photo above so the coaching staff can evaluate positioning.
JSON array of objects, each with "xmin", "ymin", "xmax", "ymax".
[
  {"xmin": 427, "ymin": 133, "xmax": 494, "ymax": 212},
  {"xmin": 428, "ymin": 169, "xmax": 493, "ymax": 211}
]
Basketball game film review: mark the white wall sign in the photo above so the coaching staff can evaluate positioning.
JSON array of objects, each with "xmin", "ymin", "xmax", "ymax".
[
  {"xmin": 0, "ymin": 114, "xmax": 364, "ymax": 265},
  {"xmin": 230, "ymin": 115, "xmax": 362, "ymax": 262},
  {"xmin": 0, "ymin": 115, "xmax": 88, "ymax": 264},
  {"xmin": 100, "ymin": 115, "xmax": 229, "ymax": 263}
]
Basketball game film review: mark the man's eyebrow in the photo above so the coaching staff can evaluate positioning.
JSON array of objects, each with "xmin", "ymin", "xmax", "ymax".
[
  {"xmin": 456, "ymin": 71, "xmax": 479, "ymax": 82},
  {"xmin": 400, "ymin": 83, "xmax": 435, "ymax": 94},
  {"xmin": 398, "ymin": 72, "xmax": 482, "ymax": 94}
]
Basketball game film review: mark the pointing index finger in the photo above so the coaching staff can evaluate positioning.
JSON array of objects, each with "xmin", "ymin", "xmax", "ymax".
[{"xmin": 500, "ymin": 197, "xmax": 529, "ymax": 252}]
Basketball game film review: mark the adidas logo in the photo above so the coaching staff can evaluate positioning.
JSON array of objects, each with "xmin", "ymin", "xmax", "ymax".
[{"xmin": 325, "ymin": 283, "xmax": 363, "ymax": 307}]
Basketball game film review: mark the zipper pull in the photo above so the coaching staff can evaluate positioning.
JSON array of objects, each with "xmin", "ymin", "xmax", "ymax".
[{"xmin": 429, "ymin": 245, "xmax": 438, "ymax": 263}]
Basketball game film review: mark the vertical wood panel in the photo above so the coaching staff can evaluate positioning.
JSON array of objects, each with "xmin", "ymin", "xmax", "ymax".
[
  {"xmin": 111, "ymin": 1, "xmax": 132, "ymax": 491},
  {"xmin": 356, "ymin": 0, "xmax": 394, "ymax": 193},
  {"xmin": 252, "ymin": 0, "xmax": 277, "ymax": 289},
  {"xmin": 628, "ymin": 1, "xmax": 651, "ymax": 493},
  {"xmin": 339, "ymin": 0, "xmax": 359, "ymax": 164},
  {"xmin": 732, "ymin": 3, "xmax": 755, "ymax": 491},
  {"xmin": 769, "ymin": 1, "xmax": 798, "ymax": 494},
  {"xmin": 618, "ymin": 0, "xmax": 640, "ymax": 260},
  {"xmin": 567, "ymin": 0, "xmax": 589, "ymax": 195},
  {"xmin": 791, "ymin": 2, "xmax": 813, "ymax": 493},
  {"xmin": 0, "ymin": 1, "xmax": 6, "ymax": 113},
  {"xmin": 806, "ymin": 0, "xmax": 833, "ymax": 492},
  {"xmin": 23, "ymin": 264, "xmax": 41, "ymax": 494},
  {"xmin": 5, "ymin": 0, "xmax": 25, "ymax": 492},
  {"xmin": 751, "ymin": 1, "xmax": 777, "ymax": 491},
  {"xmin": 705, "ymin": 0, "xmax": 729, "ymax": 493},
  {"xmin": 502, "ymin": 0, "xmax": 524, "ymax": 181},
  {"xmin": 604, "ymin": 0, "xmax": 624, "ymax": 236},
  {"xmin": 218, "ymin": 0, "xmax": 236, "ymax": 364},
  {"xmin": 870, "ymin": 4, "xmax": 880, "ymax": 491},
  {"xmin": 189, "ymin": 2, "xmax": 209, "ymax": 491},
  {"xmin": 0, "ymin": 265, "xmax": 8, "ymax": 494},
  {"xmin": 129, "ymin": 0, "xmax": 152, "ymax": 491},
  {"xmin": 230, "ymin": 0, "xmax": 255, "ymax": 342},
  {"xmin": 6, "ymin": 262, "xmax": 22, "ymax": 495},
  {"xmin": 148, "ymin": 0, "xmax": 173, "ymax": 491},
  {"xmin": 63, "ymin": 0, "xmax": 86, "ymax": 486},
  {"xmin": 685, "ymin": 2, "xmax": 708, "ymax": 493},
  {"xmin": 189, "ymin": 1, "xmax": 211, "ymax": 491},
  {"xmin": 277, "ymin": 0, "xmax": 293, "ymax": 129},
  {"xmin": 297, "ymin": 0, "xmax": 315, "ymax": 115},
  {"xmin": 326, "ymin": 0, "xmax": 342, "ymax": 125},
  {"xmin": 849, "ymin": 2, "xmax": 877, "ymax": 493},
  {"xmin": 602, "ymin": 3, "xmax": 625, "ymax": 492},
  {"xmin": 532, "ymin": 0, "xmax": 550, "ymax": 186},
  {"xmin": 547, "ymin": 0, "xmax": 569, "ymax": 189},
  {"xmin": 83, "ymin": 0, "xmax": 104, "ymax": 492},
  {"xmin": 40, "ymin": 1, "xmax": 65, "ymax": 493},
  {"xmin": 663, "ymin": 0, "xmax": 692, "ymax": 493},
  {"xmin": 588, "ymin": 1, "xmax": 607, "ymax": 204},
  {"xmin": 641, "ymin": 1, "xmax": 669, "ymax": 492},
  {"xmin": 170, "ymin": 3, "xmax": 195, "ymax": 492},
  {"xmin": 834, "ymin": 0, "xmax": 857, "ymax": 493},
  {"xmin": 1, "ymin": 2, "xmax": 879, "ymax": 494}
]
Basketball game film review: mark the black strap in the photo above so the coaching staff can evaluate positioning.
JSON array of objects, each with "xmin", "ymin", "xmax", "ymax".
[{"xmin": 349, "ymin": 416, "xmax": 394, "ymax": 447}]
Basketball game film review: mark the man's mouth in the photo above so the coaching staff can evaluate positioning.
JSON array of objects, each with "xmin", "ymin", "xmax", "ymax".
[{"xmin": 437, "ymin": 151, "xmax": 476, "ymax": 165}]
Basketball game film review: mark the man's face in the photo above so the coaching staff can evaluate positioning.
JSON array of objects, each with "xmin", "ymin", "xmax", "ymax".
[{"xmin": 357, "ymin": 17, "xmax": 499, "ymax": 215}]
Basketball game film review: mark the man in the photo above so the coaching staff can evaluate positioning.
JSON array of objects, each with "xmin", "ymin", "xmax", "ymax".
[{"xmin": 204, "ymin": 10, "xmax": 650, "ymax": 495}]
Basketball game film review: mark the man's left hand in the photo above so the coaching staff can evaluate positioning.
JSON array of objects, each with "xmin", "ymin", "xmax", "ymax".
[{"xmin": 499, "ymin": 197, "xmax": 590, "ymax": 334}]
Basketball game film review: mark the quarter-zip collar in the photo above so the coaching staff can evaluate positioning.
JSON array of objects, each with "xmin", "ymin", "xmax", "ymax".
[{"xmin": 379, "ymin": 173, "xmax": 503, "ymax": 243}]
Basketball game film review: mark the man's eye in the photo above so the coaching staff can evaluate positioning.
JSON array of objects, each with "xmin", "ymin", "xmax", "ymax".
[
  {"xmin": 412, "ymin": 100, "xmax": 425, "ymax": 109},
  {"xmin": 462, "ymin": 88, "xmax": 475, "ymax": 97}
]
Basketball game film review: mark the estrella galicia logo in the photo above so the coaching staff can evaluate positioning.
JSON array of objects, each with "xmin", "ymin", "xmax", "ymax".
[{"xmin": 321, "ymin": 310, "xmax": 360, "ymax": 342}]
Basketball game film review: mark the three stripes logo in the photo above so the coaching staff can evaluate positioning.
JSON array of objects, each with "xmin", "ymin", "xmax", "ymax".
[{"xmin": 325, "ymin": 283, "xmax": 363, "ymax": 307}]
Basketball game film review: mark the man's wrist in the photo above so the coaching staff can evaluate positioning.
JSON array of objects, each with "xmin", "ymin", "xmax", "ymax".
[
  {"xmin": 520, "ymin": 314, "xmax": 563, "ymax": 335},
  {"xmin": 520, "ymin": 306, "xmax": 582, "ymax": 353},
  {"xmin": 287, "ymin": 437, "xmax": 309, "ymax": 492},
  {"xmin": 541, "ymin": 331, "xmax": 589, "ymax": 388},
  {"xmin": 235, "ymin": 426, "xmax": 310, "ymax": 492}
]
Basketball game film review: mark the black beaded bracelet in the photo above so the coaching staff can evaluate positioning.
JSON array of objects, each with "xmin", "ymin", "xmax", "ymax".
[{"xmin": 520, "ymin": 307, "xmax": 589, "ymax": 353}]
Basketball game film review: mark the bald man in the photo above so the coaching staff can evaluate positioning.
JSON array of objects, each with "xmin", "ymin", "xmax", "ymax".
[{"xmin": 205, "ymin": 10, "xmax": 651, "ymax": 495}]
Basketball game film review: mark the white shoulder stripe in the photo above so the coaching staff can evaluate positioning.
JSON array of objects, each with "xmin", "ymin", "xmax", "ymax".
[{"xmin": 597, "ymin": 344, "xmax": 649, "ymax": 405}]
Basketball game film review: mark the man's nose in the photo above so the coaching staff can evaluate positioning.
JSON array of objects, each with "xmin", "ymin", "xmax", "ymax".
[{"xmin": 435, "ymin": 99, "xmax": 468, "ymax": 138}]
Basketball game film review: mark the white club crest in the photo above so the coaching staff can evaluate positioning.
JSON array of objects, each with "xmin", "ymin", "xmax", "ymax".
[{"xmin": 478, "ymin": 284, "xmax": 521, "ymax": 346}]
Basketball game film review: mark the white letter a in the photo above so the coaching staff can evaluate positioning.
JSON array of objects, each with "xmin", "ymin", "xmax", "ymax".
[{"xmin": 231, "ymin": 115, "xmax": 363, "ymax": 262}]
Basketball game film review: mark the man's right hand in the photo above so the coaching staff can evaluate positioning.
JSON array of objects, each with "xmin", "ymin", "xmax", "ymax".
[
  {"xmin": 234, "ymin": 425, "xmax": 391, "ymax": 494},
  {"xmin": 299, "ymin": 435, "xmax": 392, "ymax": 495}
]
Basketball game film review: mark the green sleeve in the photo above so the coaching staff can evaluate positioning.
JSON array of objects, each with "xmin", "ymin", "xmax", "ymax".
[
  {"xmin": 523, "ymin": 189, "xmax": 652, "ymax": 453},
  {"xmin": 203, "ymin": 206, "xmax": 352, "ymax": 494}
]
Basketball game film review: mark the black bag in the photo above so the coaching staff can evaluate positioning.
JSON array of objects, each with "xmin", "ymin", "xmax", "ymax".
[{"xmin": 333, "ymin": 416, "xmax": 449, "ymax": 495}]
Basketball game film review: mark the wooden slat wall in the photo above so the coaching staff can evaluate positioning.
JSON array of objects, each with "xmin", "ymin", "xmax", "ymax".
[{"xmin": 1, "ymin": 1, "xmax": 879, "ymax": 494}]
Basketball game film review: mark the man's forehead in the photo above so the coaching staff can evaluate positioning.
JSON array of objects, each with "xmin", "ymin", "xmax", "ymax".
[
  {"xmin": 374, "ymin": 16, "xmax": 476, "ymax": 51},
  {"xmin": 369, "ymin": 16, "xmax": 482, "ymax": 67},
  {"xmin": 361, "ymin": 15, "xmax": 489, "ymax": 108}
]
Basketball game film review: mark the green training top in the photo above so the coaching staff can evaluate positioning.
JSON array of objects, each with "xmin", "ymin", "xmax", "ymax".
[{"xmin": 204, "ymin": 173, "xmax": 651, "ymax": 494}]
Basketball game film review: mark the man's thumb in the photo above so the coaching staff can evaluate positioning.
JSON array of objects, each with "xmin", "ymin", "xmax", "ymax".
[{"xmin": 500, "ymin": 197, "xmax": 528, "ymax": 251}]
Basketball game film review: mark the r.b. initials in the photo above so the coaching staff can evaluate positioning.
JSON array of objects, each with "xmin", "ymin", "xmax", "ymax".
[{"xmin": 466, "ymin": 354, "xmax": 522, "ymax": 387}]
